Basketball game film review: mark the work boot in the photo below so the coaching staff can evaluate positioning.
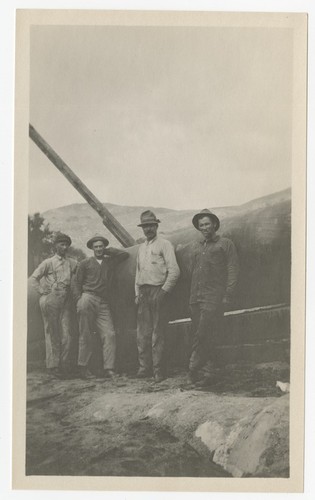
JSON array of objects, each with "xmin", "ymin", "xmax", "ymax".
[
  {"xmin": 78, "ymin": 366, "xmax": 94, "ymax": 380},
  {"xmin": 154, "ymin": 372, "xmax": 165, "ymax": 383},
  {"xmin": 136, "ymin": 369, "xmax": 152, "ymax": 379},
  {"xmin": 188, "ymin": 370, "xmax": 202, "ymax": 384},
  {"xmin": 104, "ymin": 369, "xmax": 116, "ymax": 379},
  {"xmin": 194, "ymin": 376, "xmax": 216, "ymax": 389},
  {"xmin": 47, "ymin": 367, "xmax": 61, "ymax": 378},
  {"xmin": 59, "ymin": 365, "xmax": 74, "ymax": 380}
]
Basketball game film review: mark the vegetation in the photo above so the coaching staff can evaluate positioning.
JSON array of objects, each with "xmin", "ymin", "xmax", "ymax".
[{"xmin": 28, "ymin": 213, "xmax": 86, "ymax": 276}]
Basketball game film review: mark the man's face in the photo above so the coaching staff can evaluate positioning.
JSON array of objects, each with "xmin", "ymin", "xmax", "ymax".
[
  {"xmin": 142, "ymin": 223, "xmax": 158, "ymax": 241},
  {"xmin": 198, "ymin": 216, "xmax": 216, "ymax": 240},
  {"xmin": 55, "ymin": 241, "xmax": 69, "ymax": 257},
  {"xmin": 92, "ymin": 241, "xmax": 106, "ymax": 258}
]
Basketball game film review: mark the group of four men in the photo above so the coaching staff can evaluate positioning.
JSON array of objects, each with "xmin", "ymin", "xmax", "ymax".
[{"xmin": 30, "ymin": 208, "xmax": 239, "ymax": 386}]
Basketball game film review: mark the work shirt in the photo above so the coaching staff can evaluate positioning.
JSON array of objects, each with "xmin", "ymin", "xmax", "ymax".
[
  {"xmin": 72, "ymin": 248, "xmax": 129, "ymax": 303},
  {"xmin": 189, "ymin": 235, "xmax": 239, "ymax": 309},
  {"xmin": 30, "ymin": 254, "xmax": 77, "ymax": 295},
  {"xmin": 135, "ymin": 236, "xmax": 180, "ymax": 295}
]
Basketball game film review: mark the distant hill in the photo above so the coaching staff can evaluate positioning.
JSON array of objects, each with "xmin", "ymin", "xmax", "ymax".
[
  {"xmin": 28, "ymin": 187, "xmax": 291, "ymax": 348},
  {"xmin": 40, "ymin": 187, "xmax": 291, "ymax": 253}
]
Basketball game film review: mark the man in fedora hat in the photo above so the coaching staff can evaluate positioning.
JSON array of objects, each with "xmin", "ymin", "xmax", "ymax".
[
  {"xmin": 30, "ymin": 232, "xmax": 78, "ymax": 378},
  {"xmin": 135, "ymin": 210, "xmax": 180, "ymax": 382},
  {"xmin": 72, "ymin": 234, "xmax": 129, "ymax": 379},
  {"xmin": 187, "ymin": 209, "xmax": 239, "ymax": 387}
]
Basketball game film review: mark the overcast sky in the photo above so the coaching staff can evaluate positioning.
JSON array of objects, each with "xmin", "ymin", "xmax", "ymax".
[{"xmin": 29, "ymin": 25, "xmax": 293, "ymax": 213}]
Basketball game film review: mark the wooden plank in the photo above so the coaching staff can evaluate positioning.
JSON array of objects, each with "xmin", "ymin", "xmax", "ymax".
[
  {"xmin": 168, "ymin": 303, "xmax": 289, "ymax": 325},
  {"xmin": 29, "ymin": 124, "xmax": 136, "ymax": 248}
]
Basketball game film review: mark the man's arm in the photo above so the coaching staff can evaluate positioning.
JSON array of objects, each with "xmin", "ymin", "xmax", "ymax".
[
  {"xmin": 223, "ymin": 239, "xmax": 239, "ymax": 304},
  {"xmin": 134, "ymin": 250, "xmax": 141, "ymax": 303},
  {"xmin": 104, "ymin": 247, "xmax": 130, "ymax": 264},
  {"xmin": 161, "ymin": 240, "xmax": 180, "ymax": 293},
  {"xmin": 71, "ymin": 260, "xmax": 85, "ymax": 304},
  {"xmin": 29, "ymin": 260, "xmax": 48, "ymax": 295}
]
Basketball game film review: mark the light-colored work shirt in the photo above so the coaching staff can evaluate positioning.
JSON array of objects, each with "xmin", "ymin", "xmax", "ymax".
[
  {"xmin": 135, "ymin": 236, "xmax": 180, "ymax": 295},
  {"xmin": 30, "ymin": 254, "xmax": 77, "ymax": 295}
]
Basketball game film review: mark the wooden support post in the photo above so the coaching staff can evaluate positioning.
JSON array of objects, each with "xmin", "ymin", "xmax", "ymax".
[{"xmin": 29, "ymin": 124, "xmax": 136, "ymax": 248}]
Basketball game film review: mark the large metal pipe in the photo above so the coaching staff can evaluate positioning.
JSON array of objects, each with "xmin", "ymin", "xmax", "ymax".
[{"xmin": 29, "ymin": 124, "xmax": 136, "ymax": 248}]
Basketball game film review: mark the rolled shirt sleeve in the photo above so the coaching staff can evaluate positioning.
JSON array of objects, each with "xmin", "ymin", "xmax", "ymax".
[
  {"xmin": 30, "ymin": 260, "xmax": 48, "ymax": 294},
  {"xmin": 160, "ymin": 240, "xmax": 180, "ymax": 293}
]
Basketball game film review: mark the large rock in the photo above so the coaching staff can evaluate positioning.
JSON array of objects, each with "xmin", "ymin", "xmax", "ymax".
[{"xmin": 146, "ymin": 392, "xmax": 289, "ymax": 477}]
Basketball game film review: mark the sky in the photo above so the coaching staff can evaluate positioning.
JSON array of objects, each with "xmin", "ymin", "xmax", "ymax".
[{"xmin": 29, "ymin": 24, "xmax": 293, "ymax": 213}]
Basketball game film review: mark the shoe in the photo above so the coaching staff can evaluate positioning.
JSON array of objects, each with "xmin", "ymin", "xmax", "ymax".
[
  {"xmin": 188, "ymin": 370, "xmax": 202, "ymax": 384},
  {"xmin": 47, "ymin": 367, "xmax": 60, "ymax": 378},
  {"xmin": 78, "ymin": 366, "xmax": 94, "ymax": 380},
  {"xmin": 104, "ymin": 369, "xmax": 116, "ymax": 379},
  {"xmin": 59, "ymin": 366, "xmax": 75, "ymax": 380},
  {"xmin": 194, "ymin": 377, "xmax": 215, "ymax": 389},
  {"xmin": 136, "ymin": 370, "xmax": 152, "ymax": 379},
  {"xmin": 154, "ymin": 373, "xmax": 165, "ymax": 383}
]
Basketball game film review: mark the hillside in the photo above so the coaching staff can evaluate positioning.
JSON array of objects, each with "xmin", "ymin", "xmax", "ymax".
[{"xmin": 40, "ymin": 187, "xmax": 291, "ymax": 252}]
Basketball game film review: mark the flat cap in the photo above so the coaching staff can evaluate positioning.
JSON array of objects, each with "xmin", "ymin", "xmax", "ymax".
[{"xmin": 54, "ymin": 232, "xmax": 72, "ymax": 246}]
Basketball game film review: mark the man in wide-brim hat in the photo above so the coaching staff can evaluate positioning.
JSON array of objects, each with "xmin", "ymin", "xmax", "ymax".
[
  {"xmin": 30, "ymin": 232, "xmax": 77, "ymax": 378},
  {"xmin": 135, "ymin": 210, "xmax": 180, "ymax": 383},
  {"xmin": 187, "ymin": 209, "xmax": 239, "ymax": 388},
  {"xmin": 72, "ymin": 233, "xmax": 129, "ymax": 379}
]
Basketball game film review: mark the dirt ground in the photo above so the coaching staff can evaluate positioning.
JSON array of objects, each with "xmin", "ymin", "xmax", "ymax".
[{"xmin": 26, "ymin": 363, "xmax": 289, "ymax": 478}]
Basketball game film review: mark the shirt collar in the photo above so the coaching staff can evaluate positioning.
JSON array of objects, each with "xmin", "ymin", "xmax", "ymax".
[
  {"xmin": 199, "ymin": 234, "xmax": 220, "ymax": 244},
  {"xmin": 55, "ymin": 253, "xmax": 65, "ymax": 260},
  {"xmin": 145, "ymin": 236, "xmax": 157, "ymax": 245},
  {"xmin": 93, "ymin": 256, "xmax": 104, "ymax": 262}
]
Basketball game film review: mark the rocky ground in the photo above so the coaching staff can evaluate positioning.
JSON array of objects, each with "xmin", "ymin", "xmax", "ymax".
[{"xmin": 26, "ymin": 362, "xmax": 290, "ymax": 478}]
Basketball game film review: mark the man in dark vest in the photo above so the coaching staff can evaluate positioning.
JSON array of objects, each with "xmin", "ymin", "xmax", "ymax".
[
  {"xmin": 188, "ymin": 209, "xmax": 239, "ymax": 387},
  {"xmin": 72, "ymin": 234, "xmax": 129, "ymax": 379}
]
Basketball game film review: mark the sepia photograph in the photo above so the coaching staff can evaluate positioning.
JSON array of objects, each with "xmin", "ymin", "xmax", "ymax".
[{"xmin": 11, "ymin": 7, "xmax": 307, "ymax": 493}]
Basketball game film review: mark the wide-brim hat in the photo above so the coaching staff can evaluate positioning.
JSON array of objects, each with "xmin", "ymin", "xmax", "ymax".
[
  {"xmin": 87, "ymin": 234, "xmax": 109, "ymax": 249},
  {"xmin": 192, "ymin": 209, "xmax": 220, "ymax": 231},
  {"xmin": 54, "ymin": 232, "xmax": 72, "ymax": 246},
  {"xmin": 137, "ymin": 210, "xmax": 161, "ymax": 227}
]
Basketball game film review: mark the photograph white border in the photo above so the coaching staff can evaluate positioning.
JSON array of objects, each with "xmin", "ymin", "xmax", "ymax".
[{"xmin": 1, "ymin": 1, "xmax": 314, "ymax": 499}]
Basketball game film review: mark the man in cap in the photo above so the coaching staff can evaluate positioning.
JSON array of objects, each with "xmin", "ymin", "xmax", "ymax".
[
  {"xmin": 188, "ymin": 209, "xmax": 239, "ymax": 387},
  {"xmin": 30, "ymin": 232, "xmax": 78, "ymax": 378},
  {"xmin": 135, "ymin": 210, "xmax": 180, "ymax": 382},
  {"xmin": 72, "ymin": 234, "xmax": 129, "ymax": 379}
]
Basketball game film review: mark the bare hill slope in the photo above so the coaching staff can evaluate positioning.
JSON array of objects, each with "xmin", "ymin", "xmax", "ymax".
[{"xmin": 41, "ymin": 187, "xmax": 291, "ymax": 252}]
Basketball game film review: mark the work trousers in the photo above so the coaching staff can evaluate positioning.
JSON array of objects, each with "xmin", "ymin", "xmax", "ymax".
[
  {"xmin": 39, "ymin": 290, "xmax": 72, "ymax": 369},
  {"xmin": 77, "ymin": 292, "xmax": 116, "ymax": 370},
  {"xmin": 189, "ymin": 303, "xmax": 223, "ymax": 374},
  {"xmin": 137, "ymin": 285, "xmax": 169, "ymax": 376}
]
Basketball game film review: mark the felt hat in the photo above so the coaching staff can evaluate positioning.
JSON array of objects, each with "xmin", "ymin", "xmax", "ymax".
[
  {"xmin": 192, "ymin": 209, "xmax": 220, "ymax": 231},
  {"xmin": 87, "ymin": 233, "xmax": 109, "ymax": 249},
  {"xmin": 137, "ymin": 210, "xmax": 161, "ymax": 227}
]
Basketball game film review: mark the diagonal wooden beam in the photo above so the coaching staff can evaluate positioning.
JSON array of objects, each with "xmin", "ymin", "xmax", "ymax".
[{"xmin": 29, "ymin": 124, "xmax": 136, "ymax": 248}]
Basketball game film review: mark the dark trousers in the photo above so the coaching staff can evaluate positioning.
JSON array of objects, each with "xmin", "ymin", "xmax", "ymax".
[
  {"xmin": 189, "ymin": 302, "xmax": 223, "ymax": 374},
  {"xmin": 137, "ymin": 285, "xmax": 169, "ymax": 376}
]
